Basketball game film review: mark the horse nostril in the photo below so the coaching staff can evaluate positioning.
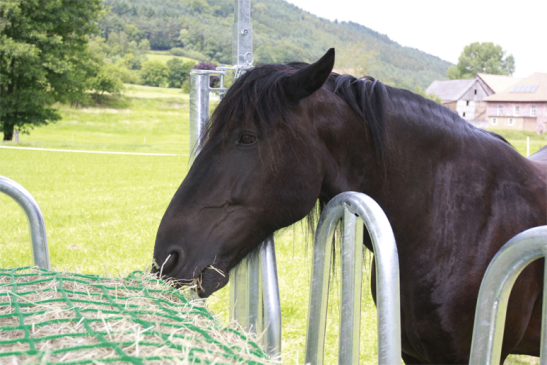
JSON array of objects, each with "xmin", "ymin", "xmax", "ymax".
[{"xmin": 159, "ymin": 251, "xmax": 179, "ymax": 274}]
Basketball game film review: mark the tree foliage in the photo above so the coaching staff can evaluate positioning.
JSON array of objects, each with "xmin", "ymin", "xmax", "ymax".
[
  {"xmin": 0, "ymin": 0, "xmax": 108, "ymax": 140},
  {"xmin": 98, "ymin": 0, "xmax": 452, "ymax": 90},
  {"xmin": 166, "ymin": 58, "xmax": 195, "ymax": 88},
  {"xmin": 447, "ymin": 42, "xmax": 515, "ymax": 79},
  {"xmin": 141, "ymin": 60, "xmax": 171, "ymax": 87}
]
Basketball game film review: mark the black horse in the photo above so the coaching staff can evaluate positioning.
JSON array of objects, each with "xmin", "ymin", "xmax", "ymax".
[{"xmin": 154, "ymin": 49, "xmax": 547, "ymax": 364}]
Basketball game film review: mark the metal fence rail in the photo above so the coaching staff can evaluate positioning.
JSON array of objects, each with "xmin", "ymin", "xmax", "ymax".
[
  {"xmin": 0, "ymin": 175, "xmax": 50, "ymax": 269},
  {"xmin": 469, "ymin": 225, "xmax": 547, "ymax": 364},
  {"xmin": 305, "ymin": 192, "xmax": 401, "ymax": 365}
]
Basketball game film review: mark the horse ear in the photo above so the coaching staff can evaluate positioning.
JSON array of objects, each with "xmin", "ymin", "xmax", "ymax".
[{"xmin": 283, "ymin": 48, "xmax": 335, "ymax": 103}]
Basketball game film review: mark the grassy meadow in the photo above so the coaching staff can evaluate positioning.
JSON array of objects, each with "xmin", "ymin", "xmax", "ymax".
[
  {"xmin": 1, "ymin": 85, "xmax": 544, "ymax": 364},
  {"xmin": 146, "ymin": 50, "xmax": 198, "ymax": 65}
]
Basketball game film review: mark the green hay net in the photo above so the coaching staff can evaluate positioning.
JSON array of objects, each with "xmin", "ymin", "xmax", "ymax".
[{"xmin": 0, "ymin": 267, "xmax": 273, "ymax": 365}]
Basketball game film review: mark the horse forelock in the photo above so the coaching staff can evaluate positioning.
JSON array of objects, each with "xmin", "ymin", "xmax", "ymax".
[{"xmin": 203, "ymin": 64, "xmax": 299, "ymax": 149}]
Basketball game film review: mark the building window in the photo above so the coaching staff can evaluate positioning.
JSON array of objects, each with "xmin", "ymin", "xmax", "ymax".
[
  {"xmin": 466, "ymin": 100, "xmax": 469, "ymax": 106},
  {"xmin": 531, "ymin": 106, "xmax": 536, "ymax": 117},
  {"xmin": 498, "ymin": 105, "xmax": 503, "ymax": 116},
  {"xmin": 508, "ymin": 118, "xmax": 514, "ymax": 126},
  {"xmin": 474, "ymin": 89, "xmax": 477, "ymax": 95},
  {"xmin": 463, "ymin": 112, "xmax": 466, "ymax": 117},
  {"xmin": 492, "ymin": 118, "xmax": 498, "ymax": 125},
  {"xmin": 514, "ymin": 106, "xmax": 519, "ymax": 116}
]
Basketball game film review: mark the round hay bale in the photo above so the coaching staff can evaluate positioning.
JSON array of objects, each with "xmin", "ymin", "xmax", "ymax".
[{"xmin": 0, "ymin": 267, "xmax": 274, "ymax": 364}]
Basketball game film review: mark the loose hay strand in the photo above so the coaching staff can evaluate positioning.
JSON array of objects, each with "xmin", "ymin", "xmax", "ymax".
[{"xmin": 0, "ymin": 267, "xmax": 274, "ymax": 365}]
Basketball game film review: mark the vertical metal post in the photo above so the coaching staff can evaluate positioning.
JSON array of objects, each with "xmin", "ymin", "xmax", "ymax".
[
  {"xmin": 232, "ymin": 0, "xmax": 253, "ymax": 68},
  {"xmin": 260, "ymin": 236, "xmax": 282, "ymax": 356},
  {"xmin": 305, "ymin": 192, "xmax": 401, "ymax": 365},
  {"xmin": 0, "ymin": 175, "xmax": 50, "ymax": 269},
  {"xmin": 339, "ymin": 206, "xmax": 363, "ymax": 364},
  {"xmin": 229, "ymin": 246, "xmax": 263, "ymax": 333},
  {"xmin": 189, "ymin": 71, "xmax": 211, "ymax": 160},
  {"xmin": 469, "ymin": 225, "xmax": 547, "ymax": 365}
]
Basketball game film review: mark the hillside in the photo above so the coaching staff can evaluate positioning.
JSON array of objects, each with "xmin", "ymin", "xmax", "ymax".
[{"xmin": 100, "ymin": 0, "xmax": 451, "ymax": 89}]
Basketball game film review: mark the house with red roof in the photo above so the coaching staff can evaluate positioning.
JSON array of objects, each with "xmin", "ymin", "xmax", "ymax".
[{"xmin": 484, "ymin": 72, "xmax": 547, "ymax": 133}]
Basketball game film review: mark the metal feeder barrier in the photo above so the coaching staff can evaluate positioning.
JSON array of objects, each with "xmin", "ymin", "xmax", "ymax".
[
  {"xmin": 0, "ymin": 175, "xmax": 50, "ymax": 270},
  {"xmin": 305, "ymin": 192, "xmax": 401, "ymax": 365},
  {"xmin": 469, "ymin": 225, "xmax": 547, "ymax": 364}
]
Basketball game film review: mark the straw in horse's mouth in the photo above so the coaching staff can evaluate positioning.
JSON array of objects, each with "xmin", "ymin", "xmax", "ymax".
[
  {"xmin": 153, "ymin": 256, "xmax": 226, "ymax": 293},
  {"xmin": 193, "ymin": 265, "xmax": 226, "ymax": 292}
]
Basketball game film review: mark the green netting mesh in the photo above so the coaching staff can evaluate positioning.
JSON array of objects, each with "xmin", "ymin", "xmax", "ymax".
[{"xmin": 0, "ymin": 267, "xmax": 273, "ymax": 365}]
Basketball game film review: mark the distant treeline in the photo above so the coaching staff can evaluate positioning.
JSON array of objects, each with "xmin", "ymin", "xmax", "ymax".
[{"xmin": 98, "ymin": 0, "xmax": 451, "ymax": 90}]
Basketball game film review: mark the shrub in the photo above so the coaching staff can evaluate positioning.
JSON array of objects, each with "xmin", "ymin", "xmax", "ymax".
[
  {"xmin": 141, "ymin": 60, "xmax": 171, "ymax": 87},
  {"xmin": 88, "ymin": 63, "xmax": 124, "ymax": 100},
  {"xmin": 193, "ymin": 62, "xmax": 219, "ymax": 87},
  {"xmin": 167, "ymin": 58, "xmax": 196, "ymax": 88}
]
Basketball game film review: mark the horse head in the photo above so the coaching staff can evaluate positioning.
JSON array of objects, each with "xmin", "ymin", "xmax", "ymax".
[{"xmin": 153, "ymin": 49, "xmax": 340, "ymax": 297}]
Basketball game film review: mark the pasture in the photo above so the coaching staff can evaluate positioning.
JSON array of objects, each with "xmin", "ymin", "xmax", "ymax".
[
  {"xmin": 146, "ymin": 50, "xmax": 198, "ymax": 65},
  {"xmin": 0, "ymin": 85, "xmax": 544, "ymax": 364}
]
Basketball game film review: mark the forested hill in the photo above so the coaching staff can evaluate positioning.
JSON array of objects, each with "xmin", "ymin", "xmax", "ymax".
[{"xmin": 99, "ymin": 0, "xmax": 451, "ymax": 89}]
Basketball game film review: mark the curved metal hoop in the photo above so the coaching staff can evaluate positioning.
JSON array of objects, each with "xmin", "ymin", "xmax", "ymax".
[
  {"xmin": 0, "ymin": 175, "xmax": 50, "ymax": 269},
  {"xmin": 305, "ymin": 191, "xmax": 401, "ymax": 365},
  {"xmin": 469, "ymin": 225, "xmax": 547, "ymax": 364}
]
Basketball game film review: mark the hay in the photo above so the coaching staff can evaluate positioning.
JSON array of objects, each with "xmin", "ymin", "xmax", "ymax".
[{"xmin": 0, "ymin": 267, "xmax": 275, "ymax": 365}]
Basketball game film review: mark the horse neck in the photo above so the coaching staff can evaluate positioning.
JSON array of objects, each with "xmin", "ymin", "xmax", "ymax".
[{"xmin": 318, "ymin": 88, "xmax": 518, "ymax": 217}]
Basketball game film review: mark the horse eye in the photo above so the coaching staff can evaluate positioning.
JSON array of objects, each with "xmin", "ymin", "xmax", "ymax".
[{"xmin": 238, "ymin": 134, "xmax": 257, "ymax": 145}]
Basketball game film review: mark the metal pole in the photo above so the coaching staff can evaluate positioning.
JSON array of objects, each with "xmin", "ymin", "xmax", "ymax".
[
  {"xmin": 469, "ymin": 225, "xmax": 547, "ymax": 365},
  {"xmin": 305, "ymin": 192, "xmax": 401, "ymax": 365},
  {"xmin": 232, "ymin": 0, "xmax": 253, "ymax": 69},
  {"xmin": 189, "ymin": 71, "xmax": 212, "ymax": 160},
  {"xmin": 339, "ymin": 206, "xmax": 364, "ymax": 364},
  {"xmin": 229, "ymin": 245, "xmax": 263, "ymax": 333},
  {"xmin": 0, "ymin": 175, "xmax": 50, "ymax": 269},
  {"xmin": 260, "ymin": 236, "xmax": 282, "ymax": 356}
]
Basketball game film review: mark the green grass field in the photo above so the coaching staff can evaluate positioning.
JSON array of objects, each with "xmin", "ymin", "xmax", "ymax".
[
  {"xmin": 146, "ymin": 50, "xmax": 198, "ymax": 65},
  {"xmin": 0, "ymin": 86, "xmax": 544, "ymax": 364}
]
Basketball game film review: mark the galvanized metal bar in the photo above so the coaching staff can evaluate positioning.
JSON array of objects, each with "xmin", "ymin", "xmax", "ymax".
[
  {"xmin": 232, "ymin": 0, "xmax": 253, "ymax": 69},
  {"xmin": 339, "ymin": 206, "xmax": 363, "ymax": 364},
  {"xmin": 260, "ymin": 236, "xmax": 282, "ymax": 357},
  {"xmin": 469, "ymin": 225, "xmax": 547, "ymax": 365},
  {"xmin": 189, "ymin": 70, "xmax": 212, "ymax": 160},
  {"xmin": 305, "ymin": 191, "xmax": 401, "ymax": 365},
  {"xmin": 305, "ymin": 202, "xmax": 339, "ymax": 365},
  {"xmin": 0, "ymin": 175, "xmax": 50, "ymax": 269},
  {"xmin": 229, "ymin": 247, "xmax": 262, "ymax": 333}
]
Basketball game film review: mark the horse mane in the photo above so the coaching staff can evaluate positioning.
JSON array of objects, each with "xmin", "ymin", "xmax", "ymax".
[{"xmin": 204, "ymin": 61, "xmax": 509, "ymax": 163}]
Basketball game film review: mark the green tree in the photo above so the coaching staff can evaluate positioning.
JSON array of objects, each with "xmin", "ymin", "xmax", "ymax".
[
  {"xmin": 141, "ymin": 60, "xmax": 171, "ymax": 87},
  {"xmin": 0, "ymin": 0, "xmax": 104, "ymax": 140},
  {"xmin": 166, "ymin": 58, "xmax": 195, "ymax": 88},
  {"xmin": 447, "ymin": 42, "xmax": 515, "ymax": 79},
  {"xmin": 88, "ymin": 63, "xmax": 124, "ymax": 101}
]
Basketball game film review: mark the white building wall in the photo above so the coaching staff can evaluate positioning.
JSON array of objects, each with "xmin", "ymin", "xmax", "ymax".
[{"xmin": 456, "ymin": 100, "xmax": 476, "ymax": 120}]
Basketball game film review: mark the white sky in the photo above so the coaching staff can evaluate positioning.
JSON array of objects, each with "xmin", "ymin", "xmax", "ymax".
[{"xmin": 284, "ymin": 0, "xmax": 546, "ymax": 78}]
